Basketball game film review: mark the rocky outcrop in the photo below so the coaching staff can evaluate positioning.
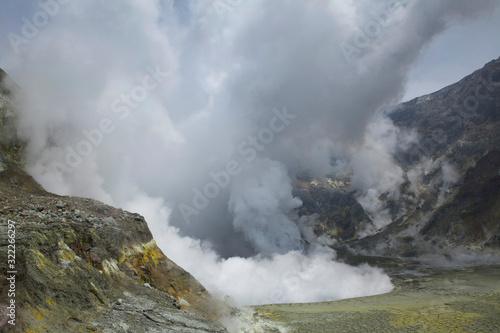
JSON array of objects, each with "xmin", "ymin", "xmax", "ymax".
[
  {"xmin": 294, "ymin": 177, "xmax": 373, "ymax": 242},
  {"xmin": 0, "ymin": 70, "xmax": 227, "ymax": 332}
]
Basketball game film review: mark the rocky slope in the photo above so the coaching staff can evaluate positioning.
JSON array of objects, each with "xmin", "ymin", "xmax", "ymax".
[
  {"xmin": 356, "ymin": 57, "xmax": 500, "ymax": 259},
  {"xmin": 296, "ymin": 57, "xmax": 500, "ymax": 261},
  {"xmin": 0, "ymin": 69, "xmax": 229, "ymax": 332},
  {"xmin": 419, "ymin": 150, "xmax": 500, "ymax": 247}
]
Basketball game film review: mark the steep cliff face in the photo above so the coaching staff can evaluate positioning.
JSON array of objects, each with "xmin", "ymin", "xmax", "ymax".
[
  {"xmin": 297, "ymin": 57, "xmax": 500, "ymax": 261},
  {"xmin": 359, "ymin": 57, "xmax": 500, "ymax": 258},
  {"xmin": 0, "ymin": 71, "xmax": 227, "ymax": 333}
]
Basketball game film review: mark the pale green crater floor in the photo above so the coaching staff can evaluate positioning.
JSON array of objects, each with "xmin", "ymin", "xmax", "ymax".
[{"xmin": 254, "ymin": 264, "xmax": 500, "ymax": 332}]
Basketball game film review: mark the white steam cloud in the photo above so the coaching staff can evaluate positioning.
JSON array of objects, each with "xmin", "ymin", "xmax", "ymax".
[
  {"xmin": 1, "ymin": 0, "xmax": 497, "ymax": 305},
  {"xmin": 229, "ymin": 158, "xmax": 303, "ymax": 255},
  {"xmin": 125, "ymin": 192, "xmax": 392, "ymax": 306}
]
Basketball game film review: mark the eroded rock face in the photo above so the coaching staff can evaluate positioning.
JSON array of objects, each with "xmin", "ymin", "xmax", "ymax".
[
  {"xmin": 296, "ymin": 57, "xmax": 500, "ymax": 259},
  {"xmin": 0, "ymin": 190, "xmax": 227, "ymax": 332},
  {"xmin": 355, "ymin": 58, "xmax": 500, "ymax": 257},
  {"xmin": 0, "ymin": 69, "xmax": 227, "ymax": 333}
]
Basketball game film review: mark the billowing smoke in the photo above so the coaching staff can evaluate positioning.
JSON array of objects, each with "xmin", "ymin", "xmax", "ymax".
[
  {"xmin": 351, "ymin": 113, "xmax": 418, "ymax": 231},
  {"xmin": 125, "ymin": 192, "xmax": 392, "ymax": 305},
  {"xmin": 1, "ymin": 0, "xmax": 497, "ymax": 305},
  {"xmin": 228, "ymin": 158, "xmax": 304, "ymax": 255}
]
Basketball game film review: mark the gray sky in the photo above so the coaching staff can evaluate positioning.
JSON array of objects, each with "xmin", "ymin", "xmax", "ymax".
[{"xmin": 404, "ymin": 3, "xmax": 500, "ymax": 100}]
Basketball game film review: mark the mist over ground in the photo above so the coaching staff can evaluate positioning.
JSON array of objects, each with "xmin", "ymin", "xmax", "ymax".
[{"xmin": 1, "ymin": 0, "xmax": 498, "ymax": 305}]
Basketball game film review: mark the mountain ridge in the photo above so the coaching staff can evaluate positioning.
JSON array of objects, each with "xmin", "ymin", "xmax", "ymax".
[{"xmin": 302, "ymin": 56, "xmax": 500, "ymax": 262}]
